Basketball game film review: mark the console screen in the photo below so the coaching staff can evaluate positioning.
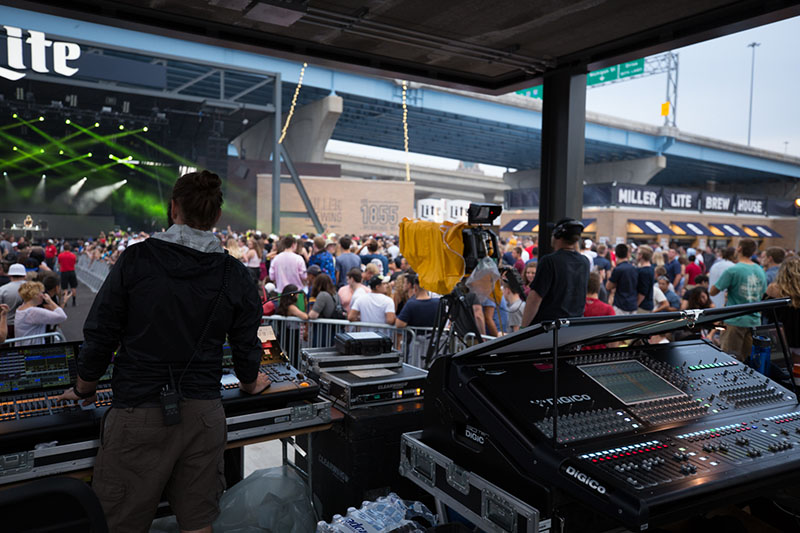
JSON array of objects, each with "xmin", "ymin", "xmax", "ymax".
[{"xmin": 579, "ymin": 360, "xmax": 684, "ymax": 405}]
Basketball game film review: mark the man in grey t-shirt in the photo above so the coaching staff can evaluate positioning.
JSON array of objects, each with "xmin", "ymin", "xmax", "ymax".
[{"xmin": 334, "ymin": 236, "xmax": 362, "ymax": 288}]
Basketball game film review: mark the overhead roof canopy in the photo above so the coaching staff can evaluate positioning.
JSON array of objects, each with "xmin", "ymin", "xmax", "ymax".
[{"xmin": 17, "ymin": 0, "xmax": 800, "ymax": 94}]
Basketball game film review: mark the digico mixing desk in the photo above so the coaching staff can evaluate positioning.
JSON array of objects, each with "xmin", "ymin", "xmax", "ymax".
[
  {"xmin": 0, "ymin": 340, "xmax": 326, "ymax": 484},
  {"xmin": 419, "ymin": 301, "xmax": 800, "ymax": 531}
]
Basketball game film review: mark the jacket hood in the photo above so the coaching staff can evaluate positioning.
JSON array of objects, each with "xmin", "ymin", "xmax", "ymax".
[{"xmin": 142, "ymin": 235, "xmax": 227, "ymax": 280}]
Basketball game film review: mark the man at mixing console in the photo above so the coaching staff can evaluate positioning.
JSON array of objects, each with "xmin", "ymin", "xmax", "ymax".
[
  {"xmin": 521, "ymin": 218, "xmax": 590, "ymax": 327},
  {"xmin": 56, "ymin": 170, "xmax": 271, "ymax": 533}
]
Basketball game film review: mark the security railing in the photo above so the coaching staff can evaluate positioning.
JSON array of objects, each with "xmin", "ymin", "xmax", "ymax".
[
  {"xmin": 260, "ymin": 315, "xmax": 437, "ymax": 369},
  {"xmin": 2, "ymin": 331, "xmax": 67, "ymax": 346},
  {"xmin": 75, "ymin": 254, "xmax": 110, "ymax": 293}
]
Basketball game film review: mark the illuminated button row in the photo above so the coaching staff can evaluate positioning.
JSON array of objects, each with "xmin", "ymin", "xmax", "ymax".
[
  {"xmin": 676, "ymin": 422, "xmax": 754, "ymax": 440},
  {"xmin": 765, "ymin": 412, "xmax": 800, "ymax": 424},
  {"xmin": 580, "ymin": 441, "xmax": 666, "ymax": 462},
  {"xmin": 688, "ymin": 361, "xmax": 737, "ymax": 371}
]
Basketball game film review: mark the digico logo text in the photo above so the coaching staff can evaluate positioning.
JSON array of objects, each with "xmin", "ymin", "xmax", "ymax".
[
  {"xmin": 1, "ymin": 25, "xmax": 81, "ymax": 81},
  {"xmin": 565, "ymin": 466, "xmax": 607, "ymax": 495}
]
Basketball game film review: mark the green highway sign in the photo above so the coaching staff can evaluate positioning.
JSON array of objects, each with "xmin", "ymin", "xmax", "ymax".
[
  {"xmin": 515, "ymin": 85, "xmax": 543, "ymax": 99},
  {"xmin": 618, "ymin": 58, "xmax": 645, "ymax": 78},
  {"xmin": 587, "ymin": 65, "xmax": 618, "ymax": 85},
  {"xmin": 515, "ymin": 57, "xmax": 645, "ymax": 98}
]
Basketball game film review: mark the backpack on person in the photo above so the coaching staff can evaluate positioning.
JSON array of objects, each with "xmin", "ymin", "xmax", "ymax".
[{"xmin": 330, "ymin": 293, "xmax": 347, "ymax": 320}]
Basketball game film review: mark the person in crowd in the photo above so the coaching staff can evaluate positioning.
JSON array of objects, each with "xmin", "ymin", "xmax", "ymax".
[
  {"xmin": 0, "ymin": 263, "xmax": 28, "ymax": 339},
  {"xmin": 523, "ymin": 262, "xmax": 537, "ymax": 298},
  {"xmin": 685, "ymin": 254, "xmax": 702, "ymax": 287},
  {"xmin": 348, "ymin": 275, "xmax": 396, "ymax": 327},
  {"xmin": 665, "ymin": 248, "xmax": 683, "ymax": 292},
  {"xmin": 225, "ymin": 236, "xmax": 243, "ymax": 261},
  {"xmin": 338, "ymin": 268, "xmax": 368, "ymax": 313},
  {"xmin": 0, "ymin": 303, "xmax": 8, "ymax": 344},
  {"xmin": 636, "ymin": 245, "xmax": 655, "ymax": 314},
  {"xmin": 386, "ymin": 238, "xmax": 400, "ymax": 260},
  {"xmin": 702, "ymin": 245, "xmax": 717, "ymax": 272},
  {"xmin": 334, "ymin": 236, "xmax": 362, "ymax": 288},
  {"xmin": 308, "ymin": 236, "xmax": 336, "ymax": 282},
  {"xmin": 708, "ymin": 246, "xmax": 735, "ymax": 308},
  {"xmin": 269, "ymin": 235, "xmax": 307, "ymax": 292},
  {"xmin": 501, "ymin": 276, "xmax": 526, "ymax": 333},
  {"xmin": 606, "ymin": 243, "xmax": 638, "ymax": 315},
  {"xmin": 395, "ymin": 273, "xmax": 440, "ymax": 328},
  {"xmin": 681, "ymin": 286, "xmax": 714, "ymax": 311},
  {"xmin": 482, "ymin": 292, "xmax": 509, "ymax": 336},
  {"xmin": 13, "ymin": 281, "xmax": 69, "ymax": 345},
  {"xmin": 57, "ymin": 242, "xmax": 78, "ymax": 306},
  {"xmin": 392, "ymin": 273, "xmax": 411, "ymax": 316},
  {"xmin": 0, "ymin": 233, "xmax": 13, "ymax": 258},
  {"xmin": 657, "ymin": 276, "xmax": 681, "ymax": 311},
  {"xmin": 511, "ymin": 247, "xmax": 525, "ymax": 275},
  {"xmin": 585, "ymin": 272, "xmax": 615, "ymax": 318},
  {"xmin": 276, "ymin": 283, "xmax": 308, "ymax": 319},
  {"xmin": 693, "ymin": 274, "xmax": 710, "ymax": 290},
  {"xmin": 242, "ymin": 237, "xmax": 263, "ymax": 284},
  {"xmin": 44, "ymin": 239, "xmax": 57, "ymax": 269},
  {"xmin": 766, "ymin": 256, "xmax": 800, "ymax": 352},
  {"xmin": 304, "ymin": 264, "xmax": 322, "ymax": 306},
  {"xmin": 362, "ymin": 263, "xmax": 380, "ymax": 286},
  {"xmin": 359, "ymin": 239, "xmax": 389, "ymax": 276},
  {"xmin": 522, "ymin": 218, "xmax": 589, "ymax": 327},
  {"xmin": 710, "ymin": 238, "xmax": 767, "ymax": 361},
  {"xmin": 307, "ymin": 274, "xmax": 341, "ymax": 320},
  {"xmin": 55, "ymin": 170, "xmax": 269, "ymax": 533},
  {"xmin": 581, "ymin": 239, "xmax": 597, "ymax": 264},
  {"xmin": 762, "ymin": 246, "xmax": 785, "ymax": 285},
  {"xmin": 0, "ymin": 261, "xmax": 10, "ymax": 287},
  {"xmin": 675, "ymin": 255, "xmax": 689, "ymax": 295},
  {"xmin": 593, "ymin": 244, "xmax": 612, "ymax": 282}
]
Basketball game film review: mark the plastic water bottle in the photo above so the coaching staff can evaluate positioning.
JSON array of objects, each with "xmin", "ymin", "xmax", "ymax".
[
  {"xmin": 316, "ymin": 493, "xmax": 435, "ymax": 533},
  {"xmin": 749, "ymin": 335, "xmax": 771, "ymax": 376}
]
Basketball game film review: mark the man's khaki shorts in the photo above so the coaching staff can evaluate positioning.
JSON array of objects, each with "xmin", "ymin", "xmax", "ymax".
[
  {"xmin": 92, "ymin": 399, "xmax": 227, "ymax": 533},
  {"xmin": 720, "ymin": 324, "xmax": 753, "ymax": 362}
]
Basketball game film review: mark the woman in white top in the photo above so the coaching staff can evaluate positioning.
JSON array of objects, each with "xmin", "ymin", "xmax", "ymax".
[
  {"xmin": 14, "ymin": 281, "xmax": 70, "ymax": 345},
  {"xmin": 243, "ymin": 237, "xmax": 263, "ymax": 283}
]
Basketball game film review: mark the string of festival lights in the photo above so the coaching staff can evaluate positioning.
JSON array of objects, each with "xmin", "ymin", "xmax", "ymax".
[
  {"xmin": 279, "ymin": 62, "xmax": 308, "ymax": 144},
  {"xmin": 402, "ymin": 81, "xmax": 410, "ymax": 181}
]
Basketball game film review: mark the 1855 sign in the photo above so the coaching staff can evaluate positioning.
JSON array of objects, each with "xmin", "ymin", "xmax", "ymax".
[{"xmin": 1, "ymin": 25, "xmax": 81, "ymax": 81}]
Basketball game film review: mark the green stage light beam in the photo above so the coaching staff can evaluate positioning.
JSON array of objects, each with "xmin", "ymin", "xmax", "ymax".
[
  {"xmin": 133, "ymin": 133, "xmax": 200, "ymax": 167},
  {"xmin": 66, "ymin": 127, "xmax": 147, "ymax": 150},
  {"xmin": 30, "ymin": 153, "xmax": 92, "ymax": 173}
]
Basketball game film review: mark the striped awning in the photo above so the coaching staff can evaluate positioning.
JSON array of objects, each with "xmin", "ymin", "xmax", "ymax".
[
  {"xmin": 743, "ymin": 224, "xmax": 782, "ymax": 238},
  {"xmin": 671, "ymin": 221, "xmax": 714, "ymax": 237},
  {"xmin": 582, "ymin": 218, "xmax": 597, "ymax": 232},
  {"xmin": 627, "ymin": 219, "xmax": 675, "ymax": 235},
  {"xmin": 500, "ymin": 218, "xmax": 538, "ymax": 233},
  {"xmin": 707, "ymin": 222, "xmax": 746, "ymax": 237}
]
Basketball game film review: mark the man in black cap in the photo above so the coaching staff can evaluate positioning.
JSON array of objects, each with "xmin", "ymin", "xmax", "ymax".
[{"xmin": 521, "ymin": 218, "xmax": 590, "ymax": 328}]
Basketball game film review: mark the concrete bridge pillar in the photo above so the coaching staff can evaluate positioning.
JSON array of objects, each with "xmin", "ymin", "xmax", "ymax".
[{"xmin": 232, "ymin": 94, "xmax": 343, "ymax": 163}]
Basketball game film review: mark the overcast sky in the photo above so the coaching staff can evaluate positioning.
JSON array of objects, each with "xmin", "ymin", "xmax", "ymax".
[{"xmin": 328, "ymin": 15, "xmax": 800, "ymax": 176}]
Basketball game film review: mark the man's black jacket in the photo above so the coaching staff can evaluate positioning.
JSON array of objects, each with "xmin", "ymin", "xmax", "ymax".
[{"xmin": 78, "ymin": 238, "xmax": 263, "ymax": 407}]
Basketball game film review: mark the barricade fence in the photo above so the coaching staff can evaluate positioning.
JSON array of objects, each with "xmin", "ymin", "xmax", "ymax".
[
  {"xmin": 260, "ymin": 315, "xmax": 437, "ymax": 369},
  {"xmin": 2, "ymin": 331, "xmax": 67, "ymax": 346},
  {"xmin": 75, "ymin": 254, "xmax": 110, "ymax": 293}
]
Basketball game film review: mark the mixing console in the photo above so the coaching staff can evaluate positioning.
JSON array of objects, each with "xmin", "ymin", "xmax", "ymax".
[{"xmin": 422, "ymin": 305, "xmax": 800, "ymax": 532}]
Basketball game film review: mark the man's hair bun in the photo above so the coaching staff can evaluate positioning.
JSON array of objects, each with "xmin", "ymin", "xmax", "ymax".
[{"xmin": 171, "ymin": 169, "xmax": 224, "ymax": 230}]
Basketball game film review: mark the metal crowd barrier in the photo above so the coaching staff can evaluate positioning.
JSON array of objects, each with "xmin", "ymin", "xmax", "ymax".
[
  {"xmin": 260, "ymin": 315, "xmax": 437, "ymax": 369},
  {"xmin": 75, "ymin": 254, "xmax": 110, "ymax": 293},
  {"xmin": 1, "ymin": 331, "xmax": 67, "ymax": 346}
]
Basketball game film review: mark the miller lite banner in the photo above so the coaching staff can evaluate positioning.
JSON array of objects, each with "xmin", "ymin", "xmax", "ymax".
[
  {"xmin": 1, "ymin": 25, "xmax": 166, "ymax": 88},
  {"xmin": 613, "ymin": 184, "xmax": 662, "ymax": 208},
  {"xmin": 662, "ymin": 188, "xmax": 700, "ymax": 210}
]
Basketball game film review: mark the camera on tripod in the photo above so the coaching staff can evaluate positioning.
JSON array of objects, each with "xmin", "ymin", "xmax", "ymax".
[{"xmin": 462, "ymin": 203, "xmax": 502, "ymax": 274}]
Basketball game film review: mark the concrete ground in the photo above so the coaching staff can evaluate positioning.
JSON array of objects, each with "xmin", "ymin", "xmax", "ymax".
[{"xmin": 60, "ymin": 281, "xmax": 285, "ymax": 474}]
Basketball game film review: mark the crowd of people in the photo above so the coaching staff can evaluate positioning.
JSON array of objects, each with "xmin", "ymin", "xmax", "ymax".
[
  {"xmin": 501, "ymin": 231, "xmax": 799, "ymax": 360},
  {"xmin": 2, "ymin": 220, "xmax": 799, "ymax": 358}
]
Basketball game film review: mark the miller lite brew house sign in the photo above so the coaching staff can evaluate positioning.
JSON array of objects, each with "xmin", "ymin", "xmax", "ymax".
[
  {"xmin": 1, "ymin": 25, "xmax": 81, "ymax": 81},
  {"xmin": 613, "ymin": 184, "xmax": 767, "ymax": 215}
]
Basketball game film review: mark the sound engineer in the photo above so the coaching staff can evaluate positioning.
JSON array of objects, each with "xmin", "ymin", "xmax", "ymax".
[
  {"xmin": 521, "ymin": 218, "xmax": 589, "ymax": 328},
  {"xmin": 56, "ymin": 170, "xmax": 270, "ymax": 533}
]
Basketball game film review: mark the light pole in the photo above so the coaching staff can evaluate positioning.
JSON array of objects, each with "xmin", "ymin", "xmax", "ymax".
[{"xmin": 747, "ymin": 42, "xmax": 760, "ymax": 146}]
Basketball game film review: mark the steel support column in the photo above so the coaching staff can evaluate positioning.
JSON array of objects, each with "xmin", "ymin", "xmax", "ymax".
[
  {"xmin": 272, "ymin": 74, "xmax": 282, "ymax": 234},
  {"xmin": 538, "ymin": 69, "xmax": 586, "ymax": 255}
]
